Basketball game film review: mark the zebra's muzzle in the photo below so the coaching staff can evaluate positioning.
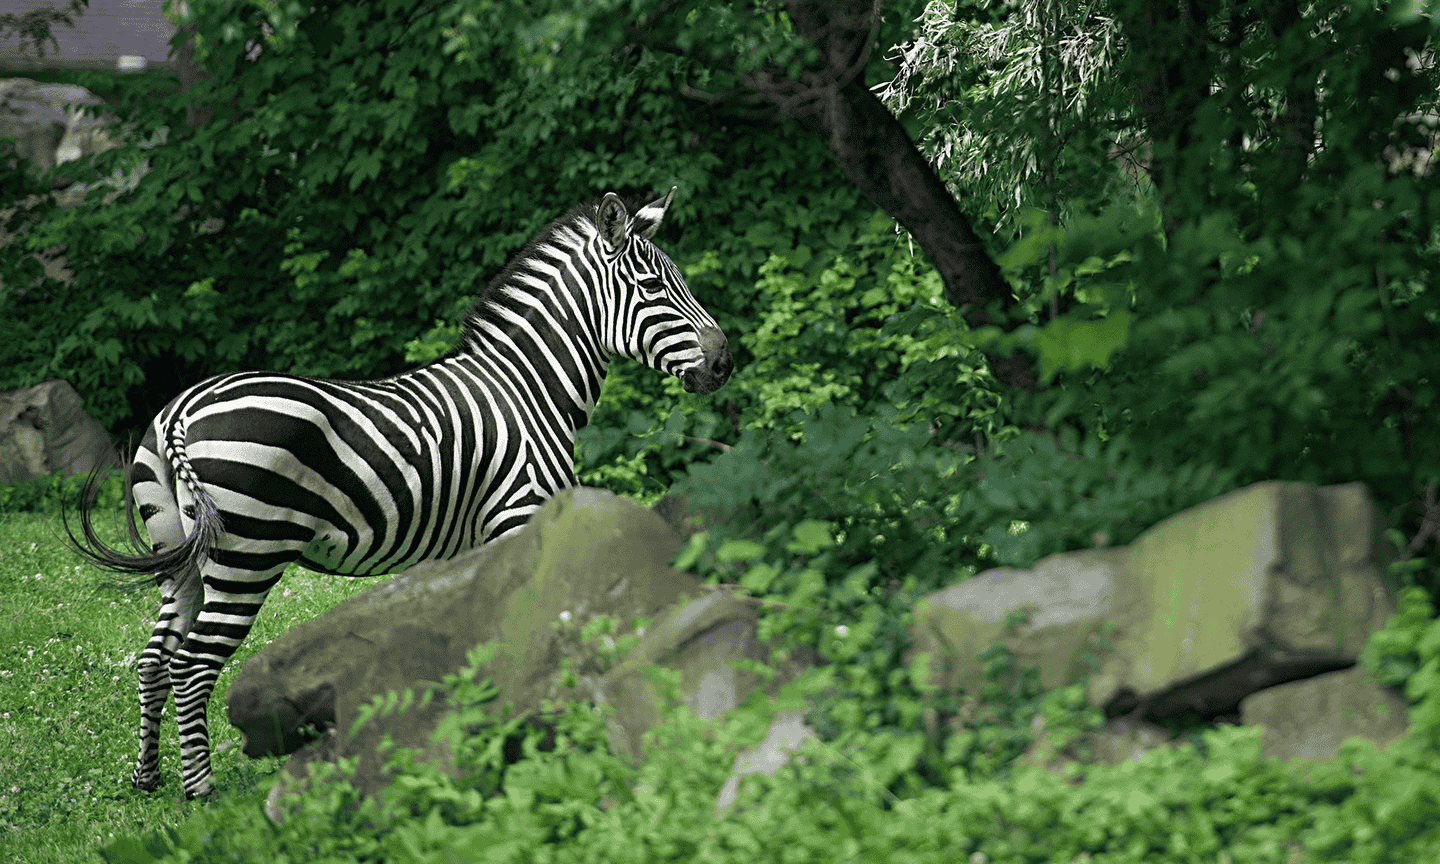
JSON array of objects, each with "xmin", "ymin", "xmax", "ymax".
[{"xmin": 682, "ymin": 325, "xmax": 733, "ymax": 394}]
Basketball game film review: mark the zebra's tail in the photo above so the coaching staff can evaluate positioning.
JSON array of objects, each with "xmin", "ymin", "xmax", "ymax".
[{"xmin": 62, "ymin": 426, "xmax": 223, "ymax": 589}]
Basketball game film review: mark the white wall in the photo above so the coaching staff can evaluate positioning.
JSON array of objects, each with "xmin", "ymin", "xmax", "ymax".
[{"xmin": 0, "ymin": 0, "xmax": 177, "ymax": 70}]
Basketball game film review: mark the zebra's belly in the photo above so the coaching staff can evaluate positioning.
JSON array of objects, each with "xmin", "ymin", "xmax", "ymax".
[{"xmin": 295, "ymin": 526, "xmax": 478, "ymax": 577}]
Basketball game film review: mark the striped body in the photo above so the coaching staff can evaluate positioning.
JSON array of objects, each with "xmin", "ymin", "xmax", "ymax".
[{"xmin": 68, "ymin": 189, "xmax": 731, "ymax": 798}]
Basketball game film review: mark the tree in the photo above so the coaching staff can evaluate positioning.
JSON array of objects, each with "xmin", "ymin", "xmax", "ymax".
[
  {"xmin": 880, "ymin": 0, "xmax": 1439, "ymax": 565},
  {"xmin": 588, "ymin": 0, "xmax": 1037, "ymax": 385}
]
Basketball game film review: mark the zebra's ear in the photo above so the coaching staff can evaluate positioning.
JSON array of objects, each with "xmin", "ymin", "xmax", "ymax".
[
  {"xmin": 632, "ymin": 186, "xmax": 675, "ymax": 240},
  {"xmin": 597, "ymin": 193, "xmax": 629, "ymax": 250}
]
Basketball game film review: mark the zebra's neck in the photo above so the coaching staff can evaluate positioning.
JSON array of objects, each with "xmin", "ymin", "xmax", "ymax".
[{"xmin": 452, "ymin": 219, "xmax": 610, "ymax": 436}]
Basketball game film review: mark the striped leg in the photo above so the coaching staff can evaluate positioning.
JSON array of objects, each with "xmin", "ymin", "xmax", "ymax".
[
  {"xmin": 130, "ymin": 443, "xmax": 200, "ymax": 793},
  {"xmin": 170, "ymin": 565, "xmax": 288, "ymax": 799},
  {"xmin": 133, "ymin": 566, "xmax": 204, "ymax": 791}
]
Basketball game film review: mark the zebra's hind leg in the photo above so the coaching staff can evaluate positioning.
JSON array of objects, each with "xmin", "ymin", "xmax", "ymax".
[
  {"xmin": 129, "ymin": 439, "xmax": 201, "ymax": 794},
  {"xmin": 170, "ymin": 563, "xmax": 288, "ymax": 799},
  {"xmin": 132, "ymin": 563, "xmax": 204, "ymax": 792}
]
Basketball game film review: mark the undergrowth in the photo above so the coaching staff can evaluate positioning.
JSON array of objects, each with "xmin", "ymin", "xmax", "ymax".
[
  {"xmin": 94, "ymin": 529, "xmax": 1440, "ymax": 864},
  {"xmin": 0, "ymin": 508, "xmax": 383, "ymax": 864}
]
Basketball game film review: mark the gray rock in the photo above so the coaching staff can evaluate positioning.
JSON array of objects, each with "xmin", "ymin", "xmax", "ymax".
[
  {"xmin": 234, "ymin": 479, "xmax": 1411, "ymax": 824},
  {"xmin": 910, "ymin": 481, "xmax": 1397, "ymax": 721},
  {"xmin": 228, "ymin": 487, "xmax": 816, "ymax": 821},
  {"xmin": 1241, "ymin": 665, "xmax": 1409, "ymax": 761},
  {"xmin": 714, "ymin": 711, "xmax": 816, "ymax": 818},
  {"xmin": 0, "ymin": 379, "xmax": 118, "ymax": 487}
]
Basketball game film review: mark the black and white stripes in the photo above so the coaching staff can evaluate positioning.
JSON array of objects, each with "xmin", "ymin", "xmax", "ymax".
[{"xmin": 67, "ymin": 188, "xmax": 730, "ymax": 798}]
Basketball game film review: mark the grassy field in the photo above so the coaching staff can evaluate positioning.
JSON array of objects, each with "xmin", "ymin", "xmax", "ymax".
[{"xmin": 0, "ymin": 508, "xmax": 385, "ymax": 863}]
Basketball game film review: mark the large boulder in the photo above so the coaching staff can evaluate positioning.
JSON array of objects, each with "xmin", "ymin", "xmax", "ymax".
[
  {"xmin": 1240, "ymin": 665, "xmax": 1409, "ymax": 761},
  {"xmin": 227, "ymin": 487, "xmax": 816, "ymax": 820},
  {"xmin": 233, "ymin": 479, "xmax": 1414, "ymax": 823},
  {"xmin": 0, "ymin": 78, "xmax": 117, "ymax": 183},
  {"xmin": 910, "ymin": 481, "xmax": 1400, "ymax": 731},
  {"xmin": 0, "ymin": 379, "xmax": 118, "ymax": 487}
]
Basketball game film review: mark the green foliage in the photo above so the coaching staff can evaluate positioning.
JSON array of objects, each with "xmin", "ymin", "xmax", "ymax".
[
  {"xmin": 734, "ymin": 231, "xmax": 948, "ymax": 432},
  {"xmin": 94, "ymin": 633, "xmax": 1440, "ymax": 864},
  {"xmin": 0, "ymin": 470, "xmax": 125, "ymax": 516},
  {"xmin": 880, "ymin": 0, "xmax": 1440, "ymax": 584},
  {"xmin": 1360, "ymin": 584, "xmax": 1436, "ymax": 690},
  {"xmin": 879, "ymin": 0, "xmax": 1132, "ymax": 239},
  {"xmin": 0, "ymin": 0, "xmax": 884, "ymax": 442},
  {"xmin": 682, "ymin": 405, "xmax": 1238, "ymax": 590},
  {"xmin": 1359, "ymin": 581, "xmax": 1440, "ymax": 756}
]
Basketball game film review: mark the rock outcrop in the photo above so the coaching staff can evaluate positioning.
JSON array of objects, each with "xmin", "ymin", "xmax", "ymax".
[
  {"xmin": 231, "ymin": 480, "xmax": 1409, "ymax": 822},
  {"xmin": 226, "ymin": 487, "xmax": 815, "ymax": 821},
  {"xmin": 0, "ymin": 378, "xmax": 118, "ymax": 487}
]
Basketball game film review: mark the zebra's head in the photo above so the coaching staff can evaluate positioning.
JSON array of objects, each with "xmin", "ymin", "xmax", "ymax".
[{"xmin": 593, "ymin": 188, "xmax": 732, "ymax": 395}]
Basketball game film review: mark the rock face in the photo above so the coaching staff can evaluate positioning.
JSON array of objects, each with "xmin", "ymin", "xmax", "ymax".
[
  {"xmin": 232, "ymin": 480, "xmax": 1409, "ymax": 822},
  {"xmin": 1240, "ymin": 665, "xmax": 1409, "ymax": 761},
  {"xmin": 910, "ymin": 481, "xmax": 1402, "ymax": 753},
  {"xmin": 0, "ymin": 379, "xmax": 118, "ymax": 487},
  {"xmin": 227, "ymin": 487, "xmax": 814, "ymax": 819},
  {"xmin": 0, "ymin": 79, "xmax": 170, "ymax": 293},
  {"xmin": 0, "ymin": 79, "xmax": 119, "ymax": 183}
]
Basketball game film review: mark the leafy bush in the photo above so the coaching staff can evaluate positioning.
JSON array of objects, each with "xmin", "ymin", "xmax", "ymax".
[
  {"xmin": 0, "ymin": 470, "xmax": 125, "ymax": 517},
  {"xmin": 679, "ymin": 405, "xmax": 1239, "ymax": 590},
  {"xmin": 0, "ymin": 0, "xmax": 889, "ymax": 448},
  {"xmin": 99, "ymin": 626, "xmax": 1440, "ymax": 864},
  {"xmin": 1360, "ymin": 582, "xmax": 1440, "ymax": 752}
]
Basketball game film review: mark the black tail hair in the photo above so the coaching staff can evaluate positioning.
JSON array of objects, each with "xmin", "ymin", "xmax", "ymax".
[{"xmin": 61, "ymin": 446, "xmax": 223, "ymax": 589}]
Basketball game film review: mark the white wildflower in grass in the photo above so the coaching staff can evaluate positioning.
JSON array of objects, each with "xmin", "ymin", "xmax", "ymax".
[
  {"xmin": 836, "ymin": 625, "xmax": 849, "ymax": 638},
  {"xmin": 559, "ymin": 610, "xmax": 572, "ymax": 623}
]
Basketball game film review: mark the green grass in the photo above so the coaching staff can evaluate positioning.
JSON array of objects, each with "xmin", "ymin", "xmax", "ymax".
[{"xmin": 0, "ymin": 509, "xmax": 385, "ymax": 863}]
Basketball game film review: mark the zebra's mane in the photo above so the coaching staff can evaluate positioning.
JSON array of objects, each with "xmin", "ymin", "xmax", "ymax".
[{"xmin": 464, "ymin": 195, "xmax": 636, "ymax": 334}]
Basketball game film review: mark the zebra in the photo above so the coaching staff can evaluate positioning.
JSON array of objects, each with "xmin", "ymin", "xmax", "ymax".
[{"xmin": 66, "ymin": 187, "xmax": 731, "ymax": 799}]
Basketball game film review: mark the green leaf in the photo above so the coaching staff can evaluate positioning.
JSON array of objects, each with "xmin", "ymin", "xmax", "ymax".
[
  {"xmin": 671, "ymin": 531, "xmax": 708, "ymax": 571},
  {"xmin": 786, "ymin": 519, "xmax": 835, "ymax": 554},
  {"xmin": 715, "ymin": 538, "xmax": 767, "ymax": 563},
  {"xmin": 739, "ymin": 562, "xmax": 779, "ymax": 592},
  {"xmin": 1030, "ymin": 311, "xmax": 1131, "ymax": 380}
]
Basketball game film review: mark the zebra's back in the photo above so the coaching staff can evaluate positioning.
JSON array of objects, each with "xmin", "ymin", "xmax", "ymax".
[{"xmin": 151, "ymin": 363, "xmax": 556, "ymax": 578}]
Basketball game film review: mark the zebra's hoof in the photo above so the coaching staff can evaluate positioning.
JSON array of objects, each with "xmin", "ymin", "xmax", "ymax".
[
  {"xmin": 184, "ymin": 781, "xmax": 214, "ymax": 801},
  {"xmin": 132, "ymin": 778, "xmax": 159, "ymax": 793}
]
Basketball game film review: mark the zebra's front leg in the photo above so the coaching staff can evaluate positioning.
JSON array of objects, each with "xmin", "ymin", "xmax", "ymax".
[{"xmin": 133, "ymin": 565, "xmax": 203, "ymax": 792}]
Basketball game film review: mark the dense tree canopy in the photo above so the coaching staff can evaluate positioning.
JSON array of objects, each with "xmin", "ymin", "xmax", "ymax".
[
  {"xmin": 1, "ymin": 0, "xmax": 1436, "ymax": 580},
  {"xmin": 6, "ymin": 7, "xmax": 1440, "ymax": 852}
]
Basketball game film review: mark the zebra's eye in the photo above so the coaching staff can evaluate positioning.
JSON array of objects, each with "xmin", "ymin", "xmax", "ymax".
[{"xmin": 640, "ymin": 278, "xmax": 667, "ymax": 296}]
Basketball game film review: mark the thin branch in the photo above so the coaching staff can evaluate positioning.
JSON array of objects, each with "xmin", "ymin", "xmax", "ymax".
[
  {"xmin": 1408, "ymin": 478, "xmax": 1440, "ymax": 557},
  {"xmin": 683, "ymin": 436, "xmax": 734, "ymax": 453},
  {"xmin": 699, "ymin": 583, "xmax": 791, "ymax": 609}
]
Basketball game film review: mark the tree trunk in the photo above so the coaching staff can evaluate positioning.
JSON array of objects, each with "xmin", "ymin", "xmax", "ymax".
[{"xmin": 757, "ymin": 0, "xmax": 1034, "ymax": 389}]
